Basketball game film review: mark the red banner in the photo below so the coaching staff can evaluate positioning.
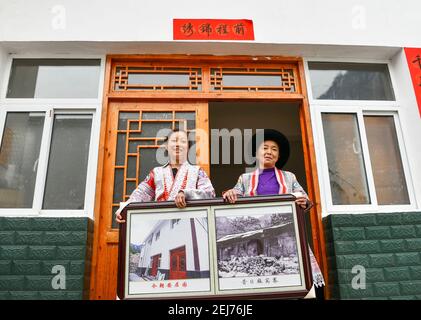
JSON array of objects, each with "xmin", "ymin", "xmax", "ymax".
[
  {"xmin": 173, "ymin": 19, "xmax": 254, "ymax": 40},
  {"xmin": 405, "ymin": 47, "xmax": 421, "ymax": 117}
]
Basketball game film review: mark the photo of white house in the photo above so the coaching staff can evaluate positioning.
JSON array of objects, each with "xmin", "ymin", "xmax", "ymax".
[{"xmin": 130, "ymin": 215, "xmax": 210, "ymax": 282}]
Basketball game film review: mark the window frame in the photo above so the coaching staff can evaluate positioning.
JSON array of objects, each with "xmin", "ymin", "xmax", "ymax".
[
  {"xmin": 305, "ymin": 57, "xmax": 400, "ymax": 106},
  {"xmin": 171, "ymin": 218, "xmax": 181, "ymax": 228},
  {"xmin": 0, "ymin": 54, "xmax": 105, "ymax": 218},
  {"xmin": 304, "ymin": 57, "xmax": 417, "ymax": 214}
]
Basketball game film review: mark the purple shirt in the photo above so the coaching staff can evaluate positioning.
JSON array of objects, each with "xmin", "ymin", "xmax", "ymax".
[{"xmin": 256, "ymin": 168, "xmax": 280, "ymax": 195}]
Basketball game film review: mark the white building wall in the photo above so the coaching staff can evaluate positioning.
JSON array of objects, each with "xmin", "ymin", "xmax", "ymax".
[
  {"xmin": 140, "ymin": 219, "xmax": 196, "ymax": 271},
  {"xmin": 139, "ymin": 235, "xmax": 155, "ymax": 269},
  {"xmin": 194, "ymin": 218, "xmax": 210, "ymax": 272},
  {"xmin": 1, "ymin": 0, "xmax": 421, "ymax": 47},
  {"xmin": 390, "ymin": 49, "xmax": 421, "ymax": 209}
]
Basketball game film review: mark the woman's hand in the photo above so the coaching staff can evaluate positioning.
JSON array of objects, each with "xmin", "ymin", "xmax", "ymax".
[
  {"xmin": 175, "ymin": 191, "xmax": 187, "ymax": 208},
  {"xmin": 223, "ymin": 189, "xmax": 238, "ymax": 204},
  {"xmin": 293, "ymin": 192, "xmax": 308, "ymax": 209},
  {"xmin": 115, "ymin": 207, "xmax": 126, "ymax": 224}
]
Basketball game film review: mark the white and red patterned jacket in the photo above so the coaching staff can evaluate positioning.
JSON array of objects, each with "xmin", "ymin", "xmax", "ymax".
[{"xmin": 118, "ymin": 161, "xmax": 215, "ymax": 212}]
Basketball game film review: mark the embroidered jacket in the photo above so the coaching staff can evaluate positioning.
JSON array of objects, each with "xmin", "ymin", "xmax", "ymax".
[
  {"xmin": 117, "ymin": 162, "xmax": 215, "ymax": 212},
  {"xmin": 232, "ymin": 168, "xmax": 309, "ymax": 198},
  {"xmin": 229, "ymin": 168, "xmax": 325, "ymax": 288}
]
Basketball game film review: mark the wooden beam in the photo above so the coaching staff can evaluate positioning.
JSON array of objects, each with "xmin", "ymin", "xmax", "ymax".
[
  {"xmin": 89, "ymin": 56, "xmax": 113, "ymax": 300},
  {"xmin": 297, "ymin": 58, "xmax": 329, "ymax": 299}
]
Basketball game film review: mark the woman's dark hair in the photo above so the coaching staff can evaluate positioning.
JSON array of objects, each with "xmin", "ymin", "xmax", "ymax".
[{"xmin": 162, "ymin": 129, "xmax": 192, "ymax": 150}]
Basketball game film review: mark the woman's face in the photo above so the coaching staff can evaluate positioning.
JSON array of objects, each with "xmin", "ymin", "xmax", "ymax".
[
  {"xmin": 166, "ymin": 131, "xmax": 189, "ymax": 164},
  {"xmin": 257, "ymin": 140, "xmax": 279, "ymax": 169}
]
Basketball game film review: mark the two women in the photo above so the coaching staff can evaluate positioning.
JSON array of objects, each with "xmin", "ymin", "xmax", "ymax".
[
  {"xmin": 116, "ymin": 128, "xmax": 309, "ymax": 219},
  {"xmin": 115, "ymin": 128, "xmax": 324, "ymax": 297}
]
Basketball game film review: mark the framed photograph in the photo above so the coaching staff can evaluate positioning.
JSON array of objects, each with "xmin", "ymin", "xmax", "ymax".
[
  {"xmin": 117, "ymin": 195, "xmax": 313, "ymax": 299},
  {"xmin": 118, "ymin": 206, "xmax": 214, "ymax": 299},
  {"xmin": 213, "ymin": 201, "xmax": 310, "ymax": 296}
]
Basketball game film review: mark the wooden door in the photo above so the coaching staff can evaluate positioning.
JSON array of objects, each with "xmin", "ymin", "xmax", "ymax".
[
  {"xmin": 150, "ymin": 254, "xmax": 161, "ymax": 277},
  {"xmin": 169, "ymin": 246, "xmax": 187, "ymax": 280},
  {"xmin": 90, "ymin": 101, "xmax": 209, "ymax": 299}
]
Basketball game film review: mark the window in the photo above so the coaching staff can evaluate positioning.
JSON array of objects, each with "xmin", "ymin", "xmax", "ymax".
[
  {"xmin": 111, "ymin": 111, "xmax": 196, "ymax": 228},
  {"xmin": 171, "ymin": 219, "xmax": 181, "ymax": 228},
  {"xmin": 210, "ymin": 67, "xmax": 297, "ymax": 92},
  {"xmin": 155, "ymin": 230, "xmax": 160, "ymax": 241},
  {"xmin": 0, "ymin": 112, "xmax": 45, "ymax": 207},
  {"xmin": 0, "ymin": 111, "xmax": 94, "ymax": 211},
  {"xmin": 113, "ymin": 66, "xmax": 202, "ymax": 91},
  {"xmin": 321, "ymin": 113, "xmax": 370, "ymax": 205},
  {"xmin": 7, "ymin": 59, "xmax": 101, "ymax": 98},
  {"xmin": 364, "ymin": 115, "xmax": 409, "ymax": 205},
  {"xmin": 42, "ymin": 114, "xmax": 93, "ymax": 209},
  {"xmin": 321, "ymin": 111, "xmax": 411, "ymax": 207},
  {"xmin": 308, "ymin": 60, "xmax": 414, "ymax": 212},
  {"xmin": 0, "ymin": 57, "xmax": 102, "ymax": 215},
  {"xmin": 180, "ymin": 256, "xmax": 186, "ymax": 271},
  {"xmin": 308, "ymin": 62, "xmax": 395, "ymax": 101}
]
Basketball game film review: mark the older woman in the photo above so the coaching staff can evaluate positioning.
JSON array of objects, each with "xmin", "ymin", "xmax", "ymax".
[
  {"xmin": 116, "ymin": 129, "xmax": 215, "ymax": 223},
  {"xmin": 223, "ymin": 129, "xmax": 325, "ymax": 297}
]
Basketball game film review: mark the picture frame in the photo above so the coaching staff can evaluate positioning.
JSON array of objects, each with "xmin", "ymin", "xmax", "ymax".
[{"xmin": 117, "ymin": 195, "xmax": 313, "ymax": 299}]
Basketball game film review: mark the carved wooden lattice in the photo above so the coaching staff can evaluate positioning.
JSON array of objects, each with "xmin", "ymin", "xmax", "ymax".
[
  {"xmin": 113, "ymin": 66, "xmax": 202, "ymax": 91},
  {"xmin": 210, "ymin": 67, "xmax": 297, "ymax": 92},
  {"xmin": 111, "ymin": 111, "xmax": 196, "ymax": 227},
  {"xmin": 112, "ymin": 63, "xmax": 300, "ymax": 94}
]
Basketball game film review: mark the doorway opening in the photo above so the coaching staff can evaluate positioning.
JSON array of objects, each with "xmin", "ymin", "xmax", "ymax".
[{"xmin": 209, "ymin": 101, "xmax": 307, "ymax": 197}]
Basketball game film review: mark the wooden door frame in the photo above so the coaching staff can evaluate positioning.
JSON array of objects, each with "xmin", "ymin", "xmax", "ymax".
[
  {"xmin": 90, "ymin": 55, "xmax": 329, "ymax": 299},
  {"xmin": 90, "ymin": 99, "xmax": 208, "ymax": 298}
]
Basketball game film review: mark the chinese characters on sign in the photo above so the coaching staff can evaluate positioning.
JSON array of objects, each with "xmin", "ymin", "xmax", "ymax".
[
  {"xmin": 242, "ymin": 277, "xmax": 279, "ymax": 286},
  {"xmin": 405, "ymin": 48, "xmax": 421, "ymax": 117},
  {"xmin": 151, "ymin": 281, "xmax": 188, "ymax": 289},
  {"xmin": 173, "ymin": 19, "xmax": 254, "ymax": 40}
]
